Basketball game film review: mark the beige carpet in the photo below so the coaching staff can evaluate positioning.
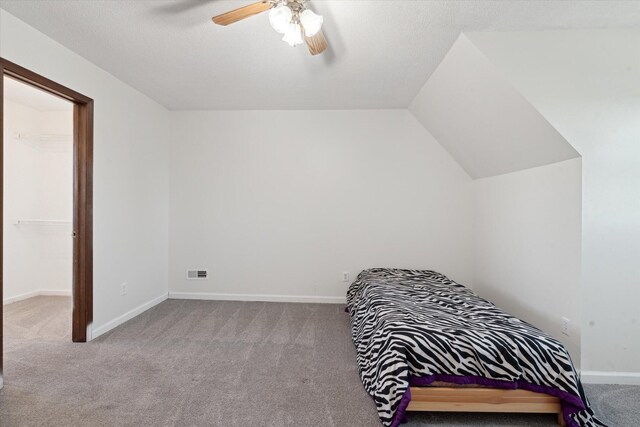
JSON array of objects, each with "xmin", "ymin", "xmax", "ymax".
[{"xmin": 1, "ymin": 296, "xmax": 637, "ymax": 426}]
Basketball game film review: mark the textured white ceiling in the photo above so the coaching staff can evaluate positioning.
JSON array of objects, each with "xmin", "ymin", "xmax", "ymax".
[
  {"xmin": 409, "ymin": 35, "xmax": 579, "ymax": 179},
  {"xmin": 1, "ymin": 1, "xmax": 638, "ymax": 110},
  {"xmin": 3, "ymin": 76, "xmax": 73, "ymax": 111}
]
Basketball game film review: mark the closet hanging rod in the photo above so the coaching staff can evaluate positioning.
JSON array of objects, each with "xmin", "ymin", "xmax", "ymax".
[
  {"xmin": 12, "ymin": 219, "xmax": 72, "ymax": 226},
  {"xmin": 15, "ymin": 133, "xmax": 72, "ymax": 142}
]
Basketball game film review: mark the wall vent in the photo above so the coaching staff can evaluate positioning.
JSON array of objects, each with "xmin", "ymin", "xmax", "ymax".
[{"xmin": 187, "ymin": 269, "xmax": 208, "ymax": 280}]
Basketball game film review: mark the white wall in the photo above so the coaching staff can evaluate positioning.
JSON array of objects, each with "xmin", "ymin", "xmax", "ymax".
[
  {"xmin": 3, "ymin": 98, "xmax": 73, "ymax": 303},
  {"xmin": 409, "ymin": 33, "xmax": 584, "ymax": 365},
  {"xmin": 169, "ymin": 110, "xmax": 474, "ymax": 301},
  {"xmin": 467, "ymin": 30, "xmax": 640, "ymax": 382},
  {"xmin": 473, "ymin": 158, "xmax": 582, "ymax": 361},
  {"xmin": 36, "ymin": 110, "xmax": 73, "ymax": 294},
  {"xmin": 1, "ymin": 9, "xmax": 171, "ymax": 335}
]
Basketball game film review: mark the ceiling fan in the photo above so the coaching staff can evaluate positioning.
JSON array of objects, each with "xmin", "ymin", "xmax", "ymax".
[{"xmin": 212, "ymin": 0, "xmax": 328, "ymax": 55}]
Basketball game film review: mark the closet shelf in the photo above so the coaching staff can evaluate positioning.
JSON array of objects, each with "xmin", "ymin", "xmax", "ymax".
[{"xmin": 12, "ymin": 219, "xmax": 72, "ymax": 226}]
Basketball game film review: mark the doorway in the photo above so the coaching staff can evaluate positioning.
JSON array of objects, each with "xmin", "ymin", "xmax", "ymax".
[{"xmin": 0, "ymin": 58, "xmax": 93, "ymax": 388}]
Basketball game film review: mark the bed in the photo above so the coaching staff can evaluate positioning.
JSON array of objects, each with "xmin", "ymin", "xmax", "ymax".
[{"xmin": 346, "ymin": 268, "xmax": 605, "ymax": 427}]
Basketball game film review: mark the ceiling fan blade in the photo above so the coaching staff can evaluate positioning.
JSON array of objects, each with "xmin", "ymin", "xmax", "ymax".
[
  {"xmin": 212, "ymin": 1, "xmax": 271, "ymax": 26},
  {"xmin": 304, "ymin": 30, "xmax": 328, "ymax": 55}
]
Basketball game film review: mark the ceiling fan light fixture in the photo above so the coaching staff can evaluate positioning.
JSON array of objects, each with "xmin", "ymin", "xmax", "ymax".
[
  {"xmin": 211, "ymin": 0, "xmax": 328, "ymax": 55},
  {"xmin": 269, "ymin": 4, "xmax": 293, "ymax": 34},
  {"xmin": 299, "ymin": 9, "xmax": 323, "ymax": 37},
  {"xmin": 282, "ymin": 22, "xmax": 304, "ymax": 47}
]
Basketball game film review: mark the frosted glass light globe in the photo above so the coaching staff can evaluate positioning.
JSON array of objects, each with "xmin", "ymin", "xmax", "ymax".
[
  {"xmin": 299, "ymin": 9, "xmax": 323, "ymax": 37},
  {"xmin": 282, "ymin": 23, "xmax": 304, "ymax": 47},
  {"xmin": 269, "ymin": 5, "xmax": 293, "ymax": 34}
]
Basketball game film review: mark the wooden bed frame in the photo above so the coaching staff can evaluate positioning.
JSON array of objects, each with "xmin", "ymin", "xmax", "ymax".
[{"xmin": 407, "ymin": 387, "xmax": 566, "ymax": 426}]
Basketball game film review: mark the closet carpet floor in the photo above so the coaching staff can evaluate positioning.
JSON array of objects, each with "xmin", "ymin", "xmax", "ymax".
[{"xmin": 1, "ymin": 296, "xmax": 638, "ymax": 426}]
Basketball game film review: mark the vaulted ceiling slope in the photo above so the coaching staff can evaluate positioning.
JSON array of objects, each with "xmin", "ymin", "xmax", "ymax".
[
  {"xmin": 0, "ymin": 0, "xmax": 638, "ymax": 110},
  {"xmin": 461, "ymin": 29, "xmax": 640, "ymax": 374},
  {"xmin": 409, "ymin": 34, "xmax": 579, "ymax": 179}
]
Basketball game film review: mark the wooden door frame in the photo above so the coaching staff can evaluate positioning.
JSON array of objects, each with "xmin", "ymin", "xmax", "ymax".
[{"xmin": 0, "ymin": 58, "xmax": 93, "ymax": 386}]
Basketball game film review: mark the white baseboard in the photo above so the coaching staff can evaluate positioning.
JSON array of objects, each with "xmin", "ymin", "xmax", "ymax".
[
  {"xmin": 91, "ymin": 293, "xmax": 168, "ymax": 339},
  {"xmin": 581, "ymin": 370, "xmax": 640, "ymax": 385},
  {"xmin": 39, "ymin": 290, "xmax": 72, "ymax": 297},
  {"xmin": 3, "ymin": 289, "xmax": 72, "ymax": 305},
  {"xmin": 168, "ymin": 292, "xmax": 346, "ymax": 304},
  {"xmin": 3, "ymin": 290, "xmax": 38, "ymax": 305}
]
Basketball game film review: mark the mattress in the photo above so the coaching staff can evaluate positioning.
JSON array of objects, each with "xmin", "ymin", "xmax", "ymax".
[{"xmin": 346, "ymin": 268, "xmax": 605, "ymax": 427}]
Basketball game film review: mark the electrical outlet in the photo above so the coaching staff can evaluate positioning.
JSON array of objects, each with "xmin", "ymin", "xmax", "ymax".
[
  {"xmin": 561, "ymin": 317, "xmax": 570, "ymax": 336},
  {"xmin": 342, "ymin": 272, "xmax": 350, "ymax": 283},
  {"xmin": 121, "ymin": 283, "xmax": 127, "ymax": 296}
]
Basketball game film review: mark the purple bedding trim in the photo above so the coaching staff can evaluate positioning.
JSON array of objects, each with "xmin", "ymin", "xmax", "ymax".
[
  {"xmin": 388, "ymin": 374, "xmax": 586, "ymax": 427},
  {"xmin": 390, "ymin": 387, "xmax": 412, "ymax": 427}
]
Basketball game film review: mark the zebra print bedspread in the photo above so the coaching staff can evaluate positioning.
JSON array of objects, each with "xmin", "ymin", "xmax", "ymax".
[{"xmin": 346, "ymin": 268, "xmax": 604, "ymax": 427}]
